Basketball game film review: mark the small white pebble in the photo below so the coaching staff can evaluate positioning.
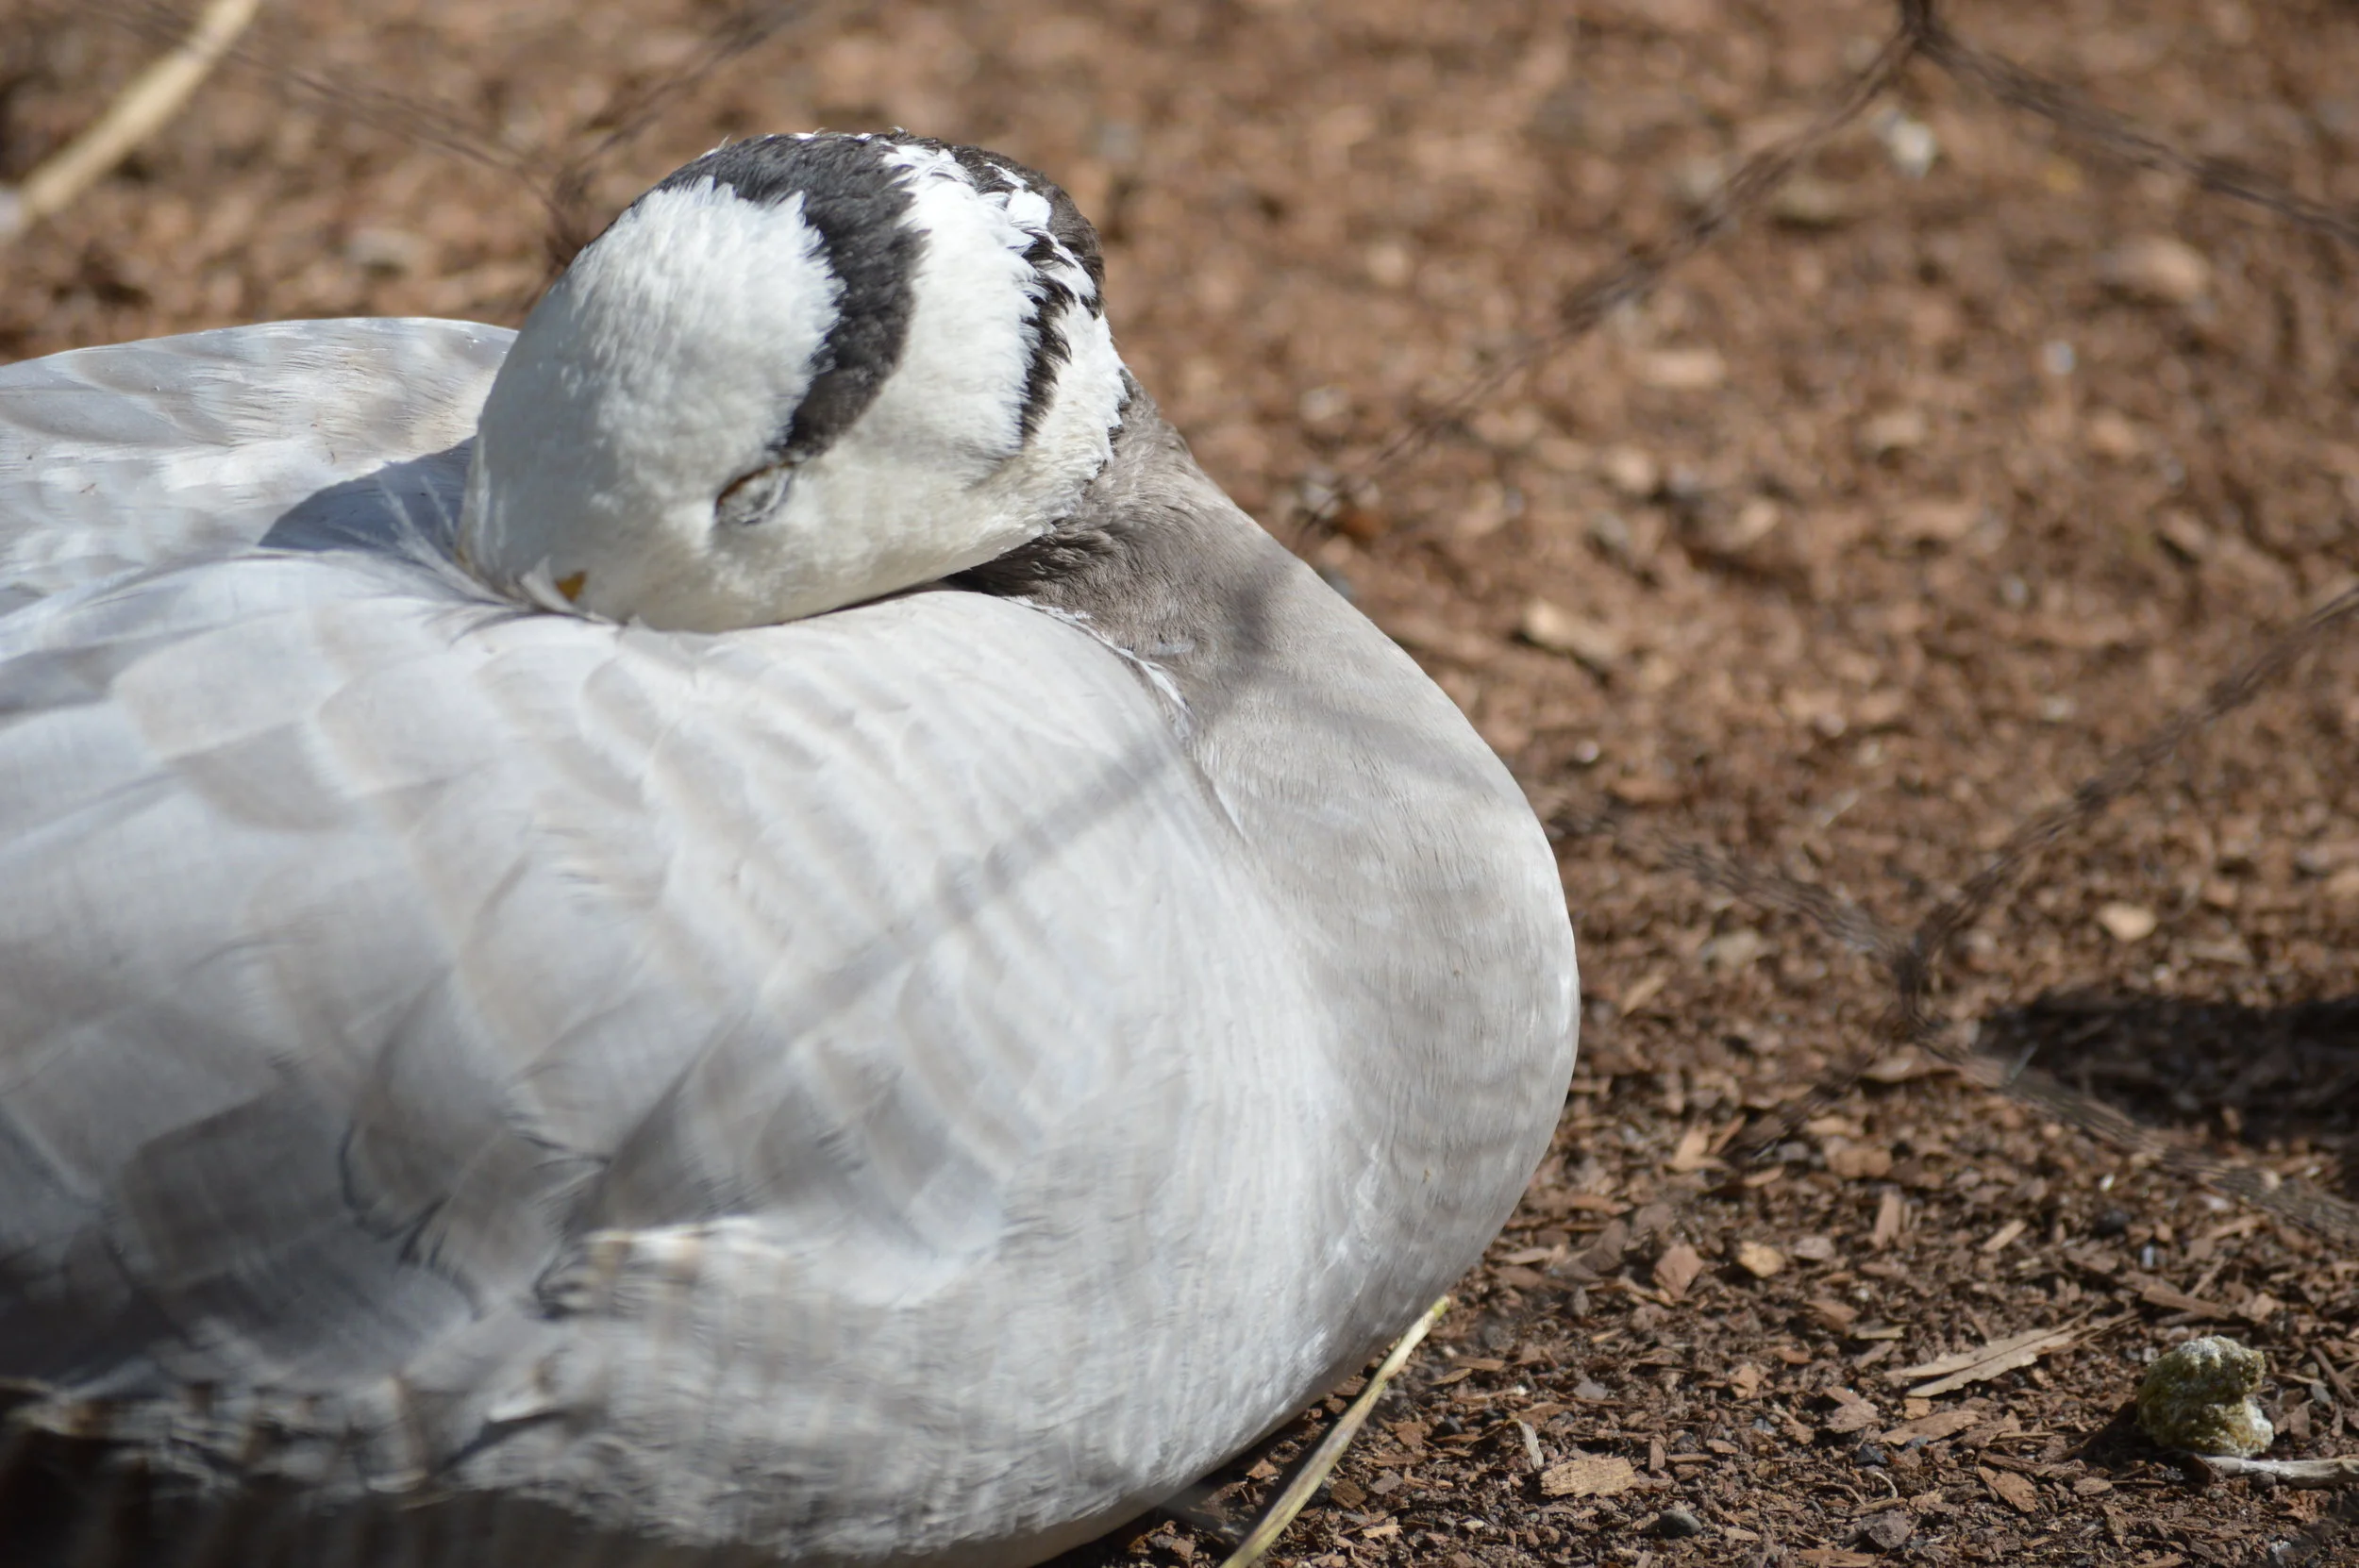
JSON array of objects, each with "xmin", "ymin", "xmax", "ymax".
[
  {"xmin": 2097, "ymin": 902, "xmax": 2158, "ymax": 943},
  {"xmin": 1878, "ymin": 111, "xmax": 1940, "ymax": 179}
]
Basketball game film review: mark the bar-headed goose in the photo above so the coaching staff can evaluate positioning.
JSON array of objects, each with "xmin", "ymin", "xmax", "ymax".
[{"xmin": 0, "ymin": 132, "xmax": 1577, "ymax": 1566}]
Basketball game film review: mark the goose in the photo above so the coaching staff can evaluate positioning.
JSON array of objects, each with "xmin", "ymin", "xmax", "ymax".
[{"xmin": 0, "ymin": 132, "xmax": 1578, "ymax": 1566}]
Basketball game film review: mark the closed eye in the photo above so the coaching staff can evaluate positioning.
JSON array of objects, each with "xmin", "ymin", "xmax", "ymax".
[{"xmin": 716, "ymin": 462, "xmax": 793, "ymax": 527}]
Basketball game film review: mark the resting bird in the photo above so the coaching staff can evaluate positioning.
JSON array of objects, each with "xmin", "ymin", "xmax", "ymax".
[{"xmin": 0, "ymin": 132, "xmax": 1577, "ymax": 1566}]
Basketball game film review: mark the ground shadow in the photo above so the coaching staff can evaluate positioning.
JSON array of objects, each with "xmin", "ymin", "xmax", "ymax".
[{"xmin": 1977, "ymin": 989, "xmax": 2359, "ymax": 1200}]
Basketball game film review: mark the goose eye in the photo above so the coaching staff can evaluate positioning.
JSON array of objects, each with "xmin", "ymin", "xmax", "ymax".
[{"xmin": 716, "ymin": 463, "xmax": 793, "ymax": 527}]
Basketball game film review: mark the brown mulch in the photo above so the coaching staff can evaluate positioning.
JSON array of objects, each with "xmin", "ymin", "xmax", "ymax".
[{"xmin": 8, "ymin": 0, "xmax": 2359, "ymax": 1562}]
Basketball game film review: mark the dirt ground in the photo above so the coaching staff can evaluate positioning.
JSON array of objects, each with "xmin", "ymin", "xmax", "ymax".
[{"xmin": 7, "ymin": 0, "xmax": 2359, "ymax": 1562}]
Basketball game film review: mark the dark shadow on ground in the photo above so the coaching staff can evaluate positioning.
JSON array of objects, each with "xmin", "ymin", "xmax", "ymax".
[{"xmin": 1980, "ymin": 990, "xmax": 2359, "ymax": 1199}]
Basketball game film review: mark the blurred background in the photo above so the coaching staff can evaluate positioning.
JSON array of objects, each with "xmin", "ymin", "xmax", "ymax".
[{"xmin": 6, "ymin": 1, "xmax": 2358, "ymax": 1560}]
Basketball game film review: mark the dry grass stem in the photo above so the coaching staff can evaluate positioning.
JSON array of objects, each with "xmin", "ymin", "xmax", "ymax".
[
  {"xmin": 0, "ymin": 0, "xmax": 260, "ymax": 246},
  {"xmin": 1217, "ymin": 1297, "xmax": 1449, "ymax": 1568}
]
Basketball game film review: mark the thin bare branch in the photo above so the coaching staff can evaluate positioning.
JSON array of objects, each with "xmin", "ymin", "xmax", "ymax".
[
  {"xmin": 0, "ymin": 0, "xmax": 259, "ymax": 246},
  {"xmin": 2197, "ymin": 1454, "xmax": 2359, "ymax": 1490},
  {"xmin": 1218, "ymin": 1297, "xmax": 1449, "ymax": 1568}
]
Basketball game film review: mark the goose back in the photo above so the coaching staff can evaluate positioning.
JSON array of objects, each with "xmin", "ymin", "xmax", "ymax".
[{"xmin": 0, "ymin": 323, "xmax": 1575, "ymax": 1566}]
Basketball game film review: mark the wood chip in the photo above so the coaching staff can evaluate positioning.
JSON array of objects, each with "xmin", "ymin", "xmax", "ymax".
[
  {"xmin": 1514, "ymin": 1420, "xmax": 1544, "ymax": 1473},
  {"xmin": 1580, "ymin": 1218, "xmax": 1631, "ymax": 1275},
  {"xmin": 1614, "ymin": 968, "xmax": 1673, "ymax": 1013},
  {"xmin": 1808, "ymin": 1296, "xmax": 1860, "ymax": 1331},
  {"xmin": 1825, "ymin": 1399, "xmax": 1882, "ymax": 1435},
  {"xmin": 1636, "ymin": 346, "xmax": 1727, "ymax": 391},
  {"xmin": 1861, "ymin": 1048, "xmax": 1945, "ymax": 1083},
  {"xmin": 2310, "ymin": 1347, "xmax": 2357, "ymax": 1407},
  {"xmin": 1667, "ymin": 1123, "xmax": 1719, "ymax": 1173},
  {"xmin": 1856, "ymin": 406, "xmax": 1929, "ymax": 456},
  {"xmin": 1539, "ymin": 1455, "xmax": 1638, "ymax": 1498},
  {"xmin": 1772, "ymin": 173, "xmax": 1854, "ymax": 229},
  {"xmin": 1871, "ymin": 1189, "xmax": 1905, "ymax": 1249},
  {"xmin": 2100, "ymin": 235, "xmax": 2212, "ymax": 305},
  {"xmin": 1736, "ymin": 1242, "xmax": 1786, "ymax": 1278},
  {"xmin": 2132, "ymin": 1279, "xmax": 2235, "ymax": 1318},
  {"xmin": 1857, "ymin": 1511, "xmax": 1915, "ymax": 1551},
  {"xmin": 1653, "ymin": 1243, "xmax": 1705, "ymax": 1301},
  {"xmin": 1881, "ymin": 1407, "xmax": 1987, "ymax": 1444},
  {"xmin": 1629, "ymin": 1201, "xmax": 1677, "ymax": 1240},
  {"xmin": 2096, "ymin": 901, "xmax": 2158, "ymax": 942},
  {"xmin": 1979, "ymin": 1465, "xmax": 2042, "ymax": 1515},
  {"xmin": 1891, "ymin": 497, "xmax": 1983, "ymax": 544},
  {"xmin": 1797, "ymin": 1551, "xmax": 1878, "ymax": 1568},
  {"xmin": 1597, "ymin": 444, "xmax": 1660, "ymax": 497},
  {"xmin": 1963, "ymin": 1415, "xmax": 2021, "ymax": 1449},
  {"xmin": 1730, "ymin": 1363, "xmax": 1765, "ymax": 1399},
  {"xmin": 1518, "ymin": 599, "xmax": 1625, "ymax": 671},
  {"xmin": 1826, "ymin": 1143, "xmax": 1894, "ymax": 1180},
  {"xmin": 1888, "ymin": 1326, "xmax": 2081, "ymax": 1397},
  {"xmin": 1980, "ymin": 1218, "xmax": 2027, "ymax": 1254}
]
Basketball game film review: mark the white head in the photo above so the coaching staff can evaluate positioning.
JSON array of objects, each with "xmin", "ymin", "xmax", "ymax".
[{"xmin": 458, "ymin": 133, "xmax": 1128, "ymax": 631}]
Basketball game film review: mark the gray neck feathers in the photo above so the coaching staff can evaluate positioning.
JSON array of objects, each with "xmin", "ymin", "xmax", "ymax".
[{"xmin": 962, "ymin": 386, "xmax": 1579, "ymax": 1364}]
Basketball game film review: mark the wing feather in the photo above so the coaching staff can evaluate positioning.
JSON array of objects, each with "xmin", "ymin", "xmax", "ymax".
[
  {"xmin": 0, "ymin": 318, "xmax": 510, "ymax": 603},
  {"xmin": 0, "ymin": 320, "xmax": 1446, "ymax": 1560},
  {"xmin": 0, "ymin": 551, "xmax": 1330, "ymax": 1494}
]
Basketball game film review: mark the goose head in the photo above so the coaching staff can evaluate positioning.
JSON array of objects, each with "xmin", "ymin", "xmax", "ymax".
[{"xmin": 457, "ymin": 132, "xmax": 1126, "ymax": 632}]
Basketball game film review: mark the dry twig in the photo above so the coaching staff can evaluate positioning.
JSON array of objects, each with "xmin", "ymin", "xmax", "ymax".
[
  {"xmin": 77, "ymin": 0, "xmax": 814, "ymax": 284},
  {"xmin": 1218, "ymin": 1297, "xmax": 1449, "ymax": 1568},
  {"xmin": 0, "ymin": 0, "xmax": 259, "ymax": 246},
  {"xmin": 2196, "ymin": 1454, "xmax": 2359, "ymax": 1490}
]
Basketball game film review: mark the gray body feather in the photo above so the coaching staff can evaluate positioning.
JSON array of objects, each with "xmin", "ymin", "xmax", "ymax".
[{"xmin": 0, "ymin": 320, "xmax": 1577, "ymax": 1566}]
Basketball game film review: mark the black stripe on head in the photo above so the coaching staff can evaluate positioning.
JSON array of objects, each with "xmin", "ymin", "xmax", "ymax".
[
  {"xmin": 900, "ymin": 136, "xmax": 1110, "ymax": 443},
  {"xmin": 1008, "ymin": 233, "xmax": 1084, "ymax": 443},
  {"xmin": 654, "ymin": 134, "xmax": 923, "ymax": 466},
  {"xmin": 933, "ymin": 142, "xmax": 1106, "ymax": 304}
]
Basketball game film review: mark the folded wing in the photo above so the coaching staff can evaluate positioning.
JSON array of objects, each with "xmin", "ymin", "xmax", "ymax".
[{"xmin": 0, "ymin": 318, "xmax": 510, "ymax": 607}]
